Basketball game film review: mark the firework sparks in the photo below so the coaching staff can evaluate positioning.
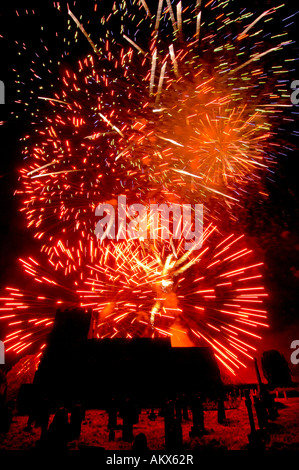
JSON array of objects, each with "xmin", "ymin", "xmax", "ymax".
[
  {"xmin": 16, "ymin": 1, "xmax": 294, "ymax": 256},
  {"xmin": 0, "ymin": 258, "xmax": 80, "ymax": 355},
  {"xmin": 1, "ymin": 0, "xmax": 295, "ymax": 376},
  {"xmin": 78, "ymin": 228, "xmax": 268, "ymax": 375}
]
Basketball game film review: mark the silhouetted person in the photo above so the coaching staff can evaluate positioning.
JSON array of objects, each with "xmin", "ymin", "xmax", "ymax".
[
  {"xmin": 107, "ymin": 398, "xmax": 118, "ymax": 430},
  {"xmin": 26, "ymin": 396, "xmax": 49, "ymax": 436},
  {"xmin": 109, "ymin": 428, "xmax": 115, "ymax": 441},
  {"xmin": 132, "ymin": 433, "xmax": 148, "ymax": 453},
  {"xmin": 181, "ymin": 394, "xmax": 189, "ymax": 420},
  {"xmin": 164, "ymin": 400, "xmax": 174, "ymax": 448},
  {"xmin": 261, "ymin": 350, "xmax": 292, "ymax": 388},
  {"xmin": 70, "ymin": 404, "xmax": 84, "ymax": 440},
  {"xmin": 244, "ymin": 390, "xmax": 255, "ymax": 433},
  {"xmin": 164, "ymin": 400, "xmax": 183, "ymax": 450},
  {"xmin": 260, "ymin": 385, "xmax": 279, "ymax": 420},
  {"xmin": 25, "ymin": 399, "xmax": 39, "ymax": 431},
  {"xmin": 253, "ymin": 396, "xmax": 268, "ymax": 431},
  {"xmin": 0, "ymin": 401, "xmax": 13, "ymax": 433},
  {"xmin": 38, "ymin": 398, "xmax": 50, "ymax": 441},
  {"xmin": 46, "ymin": 407, "xmax": 69, "ymax": 449},
  {"xmin": 175, "ymin": 396, "xmax": 182, "ymax": 423},
  {"xmin": 164, "ymin": 417, "xmax": 183, "ymax": 450},
  {"xmin": 190, "ymin": 394, "xmax": 205, "ymax": 437},
  {"xmin": 217, "ymin": 397, "xmax": 226, "ymax": 424},
  {"xmin": 164, "ymin": 400, "xmax": 175, "ymax": 426},
  {"xmin": 122, "ymin": 398, "xmax": 135, "ymax": 442}
]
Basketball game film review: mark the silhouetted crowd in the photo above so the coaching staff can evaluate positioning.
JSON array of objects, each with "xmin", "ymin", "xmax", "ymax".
[{"xmin": 0, "ymin": 387, "xmax": 281, "ymax": 451}]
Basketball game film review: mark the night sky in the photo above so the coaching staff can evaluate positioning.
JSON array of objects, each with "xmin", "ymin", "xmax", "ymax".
[{"xmin": 0, "ymin": 0, "xmax": 299, "ymax": 381}]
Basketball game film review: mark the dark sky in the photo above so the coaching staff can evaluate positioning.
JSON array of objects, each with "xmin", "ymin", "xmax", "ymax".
[{"xmin": 0, "ymin": 0, "xmax": 299, "ymax": 380}]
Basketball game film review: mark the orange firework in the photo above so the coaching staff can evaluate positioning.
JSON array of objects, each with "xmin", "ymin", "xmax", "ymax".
[
  {"xmin": 2, "ymin": 0, "xmax": 295, "ymax": 377},
  {"xmin": 78, "ymin": 228, "xmax": 268, "ymax": 376}
]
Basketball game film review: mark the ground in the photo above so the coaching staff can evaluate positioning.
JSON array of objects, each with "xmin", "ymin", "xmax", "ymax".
[{"xmin": 0, "ymin": 397, "xmax": 299, "ymax": 450}]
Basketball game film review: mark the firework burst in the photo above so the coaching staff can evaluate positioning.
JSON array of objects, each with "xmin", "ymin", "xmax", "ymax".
[
  {"xmin": 16, "ymin": 0, "xmax": 294, "ymax": 251},
  {"xmin": 0, "ymin": 257, "xmax": 80, "ymax": 356},
  {"xmin": 1, "ymin": 0, "xmax": 296, "ymax": 375},
  {"xmin": 78, "ymin": 227, "xmax": 268, "ymax": 375}
]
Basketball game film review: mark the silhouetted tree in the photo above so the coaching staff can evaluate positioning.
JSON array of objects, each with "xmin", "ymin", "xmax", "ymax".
[{"xmin": 261, "ymin": 350, "xmax": 292, "ymax": 388}]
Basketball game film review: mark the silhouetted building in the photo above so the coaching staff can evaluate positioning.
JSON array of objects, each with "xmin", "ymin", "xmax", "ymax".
[{"xmin": 27, "ymin": 309, "xmax": 222, "ymax": 408}]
